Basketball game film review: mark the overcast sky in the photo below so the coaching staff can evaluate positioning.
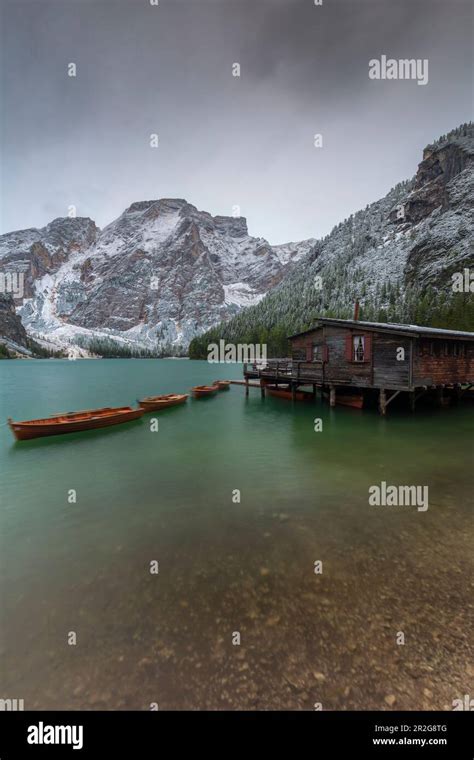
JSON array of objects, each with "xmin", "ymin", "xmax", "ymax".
[{"xmin": 1, "ymin": 0, "xmax": 472, "ymax": 243}]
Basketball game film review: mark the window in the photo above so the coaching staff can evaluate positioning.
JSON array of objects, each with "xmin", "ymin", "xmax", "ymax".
[
  {"xmin": 312, "ymin": 343, "xmax": 328, "ymax": 362},
  {"xmin": 353, "ymin": 335, "xmax": 365, "ymax": 362},
  {"xmin": 292, "ymin": 349, "xmax": 305, "ymax": 361},
  {"xmin": 345, "ymin": 333, "xmax": 371, "ymax": 363}
]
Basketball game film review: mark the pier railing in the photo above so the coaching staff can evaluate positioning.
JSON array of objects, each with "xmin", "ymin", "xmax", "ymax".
[
  {"xmin": 244, "ymin": 359, "xmax": 292, "ymax": 377},
  {"xmin": 244, "ymin": 359, "xmax": 324, "ymax": 384},
  {"xmin": 244, "ymin": 359, "xmax": 323, "ymax": 382}
]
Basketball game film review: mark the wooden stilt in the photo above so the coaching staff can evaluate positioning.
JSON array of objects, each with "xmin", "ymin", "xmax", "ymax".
[
  {"xmin": 409, "ymin": 391, "xmax": 416, "ymax": 412},
  {"xmin": 245, "ymin": 377, "xmax": 249, "ymax": 397},
  {"xmin": 329, "ymin": 386, "xmax": 336, "ymax": 407},
  {"xmin": 379, "ymin": 388, "xmax": 386, "ymax": 415},
  {"xmin": 291, "ymin": 384, "xmax": 297, "ymax": 402},
  {"xmin": 260, "ymin": 380, "xmax": 265, "ymax": 399}
]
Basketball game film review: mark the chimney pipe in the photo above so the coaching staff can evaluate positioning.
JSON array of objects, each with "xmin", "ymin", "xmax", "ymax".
[{"xmin": 353, "ymin": 301, "xmax": 360, "ymax": 321}]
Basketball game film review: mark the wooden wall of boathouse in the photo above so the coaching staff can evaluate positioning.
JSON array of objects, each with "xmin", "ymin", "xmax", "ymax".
[
  {"xmin": 372, "ymin": 334, "xmax": 411, "ymax": 390},
  {"xmin": 413, "ymin": 339, "xmax": 474, "ymax": 386},
  {"xmin": 289, "ymin": 322, "xmax": 474, "ymax": 392},
  {"xmin": 290, "ymin": 324, "xmax": 413, "ymax": 390}
]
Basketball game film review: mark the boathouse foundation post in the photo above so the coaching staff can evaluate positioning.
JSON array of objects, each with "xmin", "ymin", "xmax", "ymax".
[
  {"xmin": 379, "ymin": 388, "xmax": 386, "ymax": 416},
  {"xmin": 245, "ymin": 377, "xmax": 249, "ymax": 397},
  {"xmin": 329, "ymin": 385, "xmax": 336, "ymax": 407}
]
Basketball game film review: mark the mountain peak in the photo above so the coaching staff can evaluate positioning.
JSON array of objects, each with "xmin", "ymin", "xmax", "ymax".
[
  {"xmin": 124, "ymin": 198, "xmax": 191, "ymax": 215},
  {"xmin": 2, "ymin": 197, "xmax": 306, "ymax": 353},
  {"xmin": 213, "ymin": 215, "xmax": 248, "ymax": 237},
  {"xmin": 189, "ymin": 122, "xmax": 474, "ymax": 355}
]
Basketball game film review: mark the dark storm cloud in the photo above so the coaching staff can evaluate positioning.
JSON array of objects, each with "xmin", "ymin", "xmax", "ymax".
[{"xmin": 1, "ymin": 0, "xmax": 472, "ymax": 242}]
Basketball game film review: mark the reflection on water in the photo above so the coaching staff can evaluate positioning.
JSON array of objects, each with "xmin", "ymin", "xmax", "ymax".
[{"xmin": 0, "ymin": 360, "xmax": 473, "ymax": 709}]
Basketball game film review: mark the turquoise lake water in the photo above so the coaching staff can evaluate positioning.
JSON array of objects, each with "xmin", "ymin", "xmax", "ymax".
[{"xmin": 0, "ymin": 359, "xmax": 472, "ymax": 709}]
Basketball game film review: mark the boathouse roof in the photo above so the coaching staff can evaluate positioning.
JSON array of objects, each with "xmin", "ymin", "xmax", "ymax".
[{"xmin": 289, "ymin": 318, "xmax": 474, "ymax": 341}]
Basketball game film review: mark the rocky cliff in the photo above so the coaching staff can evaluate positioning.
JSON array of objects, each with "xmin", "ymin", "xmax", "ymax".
[
  {"xmin": 0, "ymin": 200, "xmax": 312, "ymax": 354},
  {"xmin": 0, "ymin": 294, "xmax": 29, "ymax": 347},
  {"xmin": 2, "ymin": 123, "xmax": 473, "ymax": 357},
  {"xmin": 190, "ymin": 123, "xmax": 474, "ymax": 356}
]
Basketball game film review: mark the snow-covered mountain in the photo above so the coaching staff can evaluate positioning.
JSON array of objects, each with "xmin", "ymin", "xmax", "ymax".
[
  {"xmin": 190, "ymin": 123, "xmax": 474, "ymax": 356},
  {"xmin": 2, "ymin": 123, "xmax": 473, "ymax": 358},
  {"xmin": 0, "ymin": 199, "xmax": 313, "ymax": 354}
]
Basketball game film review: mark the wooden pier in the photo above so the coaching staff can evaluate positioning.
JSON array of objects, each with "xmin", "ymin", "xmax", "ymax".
[{"xmin": 242, "ymin": 318, "xmax": 474, "ymax": 414}]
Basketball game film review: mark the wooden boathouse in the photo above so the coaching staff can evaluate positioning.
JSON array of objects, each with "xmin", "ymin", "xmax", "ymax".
[{"xmin": 243, "ymin": 318, "xmax": 474, "ymax": 414}]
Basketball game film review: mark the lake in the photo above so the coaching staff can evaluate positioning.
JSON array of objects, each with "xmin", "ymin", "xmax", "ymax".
[{"xmin": 0, "ymin": 359, "xmax": 472, "ymax": 709}]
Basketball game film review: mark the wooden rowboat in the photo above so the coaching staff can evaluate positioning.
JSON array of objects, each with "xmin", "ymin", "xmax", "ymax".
[
  {"xmin": 138, "ymin": 393, "xmax": 188, "ymax": 411},
  {"xmin": 213, "ymin": 380, "xmax": 231, "ymax": 390},
  {"xmin": 192, "ymin": 385, "xmax": 218, "ymax": 398},
  {"xmin": 266, "ymin": 387, "xmax": 313, "ymax": 402},
  {"xmin": 8, "ymin": 406, "xmax": 144, "ymax": 441},
  {"xmin": 322, "ymin": 391, "xmax": 364, "ymax": 409}
]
